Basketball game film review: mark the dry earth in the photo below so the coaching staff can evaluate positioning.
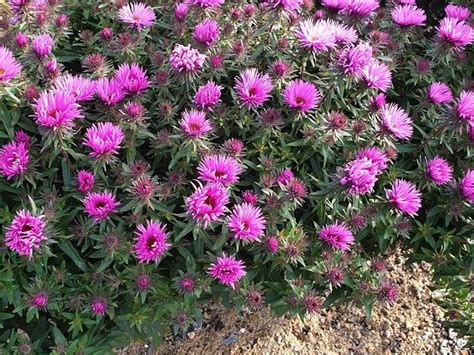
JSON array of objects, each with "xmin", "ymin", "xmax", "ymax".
[{"xmin": 119, "ymin": 251, "xmax": 469, "ymax": 355}]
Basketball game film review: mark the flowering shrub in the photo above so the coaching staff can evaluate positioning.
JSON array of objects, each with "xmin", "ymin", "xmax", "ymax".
[{"xmin": 0, "ymin": 0, "xmax": 473, "ymax": 351}]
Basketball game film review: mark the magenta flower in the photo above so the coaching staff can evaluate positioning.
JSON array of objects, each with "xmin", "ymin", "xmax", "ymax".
[
  {"xmin": 344, "ymin": 0, "xmax": 379, "ymax": 17},
  {"xmin": 445, "ymin": 4, "xmax": 471, "ymax": 21},
  {"xmin": 277, "ymin": 168, "xmax": 294, "ymax": 185},
  {"xmin": 265, "ymin": 235, "xmax": 279, "ymax": 254},
  {"xmin": 14, "ymin": 32, "xmax": 28, "ymax": 49},
  {"xmin": 0, "ymin": 46, "xmax": 22, "ymax": 82},
  {"xmin": 31, "ymin": 291, "xmax": 48, "ymax": 309},
  {"xmin": 274, "ymin": 0, "xmax": 303, "ymax": 11},
  {"xmin": 378, "ymin": 280, "xmax": 397, "ymax": 304},
  {"xmin": 193, "ymin": 19, "xmax": 220, "ymax": 47},
  {"xmin": 270, "ymin": 59, "xmax": 290, "ymax": 78},
  {"xmin": 117, "ymin": 2, "xmax": 155, "ymax": 30},
  {"xmin": 186, "ymin": 183, "xmax": 229, "ymax": 227},
  {"xmin": 15, "ymin": 130, "xmax": 30, "ymax": 148},
  {"xmin": 0, "ymin": 141, "xmax": 29, "ymax": 180},
  {"xmin": 77, "ymin": 170, "xmax": 95, "ymax": 193},
  {"xmin": 193, "ymin": 81, "xmax": 222, "ymax": 109},
  {"xmin": 339, "ymin": 43, "xmax": 373, "ymax": 76},
  {"xmin": 208, "ymin": 253, "xmax": 246, "ymax": 288},
  {"xmin": 380, "ymin": 103, "xmax": 413, "ymax": 140},
  {"xmin": 455, "ymin": 90, "xmax": 474, "ymax": 124},
  {"xmin": 5, "ymin": 209, "xmax": 46, "ymax": 258},
  {"xmin": 283, "ymin": 178, "xmax": 308, "ymax": 200},
  {"xmin": 318, "ymin": 221, "xmax": 354, "ymax": 251},
  {"xmin": 193, "ymin": 0, "xmax": 224, "ymax": 7},
  {"xmin": 197, "ymin": 155, "xmax": 242, "ymax": 186},
  {"xmin": 31, "ymin": 33, "xmax": 54, "ymax": 58},
  {"xmin": 436, "ymin": 18, "xmax": 474, "ymax": 51},
  {"xmin": 340, "ymin": 158, "xmax": 378, "ymax": 195},
  {"xmin": 235, "ymin": 69, "xmax": 273, "ymax": 109},
  {"xmin": 91, "ymin": 297, "xmax": 107, "ymax": 316},
  {"xmin": 134, "ymin": 220, "xmax": 171, "ymax": 263},
  {"xmin": 170, "ymin": 44, "xmax": 206, "ymax": 73},
  {"xmin": 115, "ymin": 63, "xmax": 149, "ymax": 95},
  {"xmin": 294, "ymin": 20, "xmax": 337, "ymax": 52},
  {"xmin": 228, "ymin": 203, "xmax": 266, "ymax": 242},
  {"xmin": 425, "ymin": 156, "xmax": 453, "ymax": 185},
  {"xmin": 242, "ymin": 191, "xmax": 258, "ymax": 205},
  {"xmin": 356, "ymin": 147, "xmax": 389, "ymax": 171},
  {"xmin": 391, "ymin": 5, "xmax": 426, "ymax": 27},
  {"xmin": 361, "ymin": 59, "xmax": 392, "ymax": 92},
  {"xmin": 370, "ymin": 93, "xmax": 387, "ymax": 112},
  {"xmin": 95, "ymin": 78, "xmax": 126, "ymax": 106},
  {"xmin": 385, "ymin": 179, "xmax": 422, "ymax": 216},
  {"xmin": 223, "ymin": 138, "xmax": 245, "ymax": 156},
  {"xmin": 174, "ymin": 3, "xmax": 188, "ymax": 21},
  {"xmin": 459, "ymin": 169, "xmax": 474, "ymax": 203},
  {"xmin": 427, "ymin": 82, "xmax": 453, "ymax": 104},
  {"xmin": 33, "ymin": 90, "xmax": 83, "ymax": 133},
  {"xmin": 83, "ymin": 191, "xmax": 119, "ymax": 223},
  {"xmin": 178, "ymin": 110, "xmax": 212, "ymax": 138},
  {"xmin": 283, "ymin": 79, "xmax": 321, "ymax": 113},
  {"xmin": 321, "ymin": 0, "xmax": 348, "ymax": 11},
  {"xmin": 330, "ymin": 20, "xmax": 358, "ymax": 45},
  {"xmin": 54, "ymin": 74, "xmax": 96, "ymax": 102},
  {"xmin": 83, "ymin": 122, "xmax": 124, "ymax": 161}
]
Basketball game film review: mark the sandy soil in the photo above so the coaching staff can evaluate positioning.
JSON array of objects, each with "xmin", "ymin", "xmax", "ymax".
[{"xmin": 119, "ymin": 251, "xmax": 468, "ymax": 355}]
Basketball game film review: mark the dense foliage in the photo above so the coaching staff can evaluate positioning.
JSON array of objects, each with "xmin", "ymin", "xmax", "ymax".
[{"xmin": 0, "ymin": 0, "xmax": 472, "ymax": 352}]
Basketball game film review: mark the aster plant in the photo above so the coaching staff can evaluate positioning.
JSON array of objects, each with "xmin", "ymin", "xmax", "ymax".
[{"xmin": 0, "ymin": 0, "xmax": 473, "ymax": 352}]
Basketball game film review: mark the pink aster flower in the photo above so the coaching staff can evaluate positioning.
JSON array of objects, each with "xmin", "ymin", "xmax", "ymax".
[
  {"xmin": 265, "ymin": 235, "xmax": 279, "ymax": 254},
  {"xmin": 459, "ymin": 169, "xmax": 474, "ymax": 203},
  {"xmin": 328, "ymin": 20, "xmax": 358, "ymax": 45},
  {"xmin": 136, "ymin": 274, "xmax": 151, "ymax": 290},
  {"xmin": 197, "ymin": 155, "xmax": 242, "ymax": 186},
  {"xmin": 117, "ymin": 2, "xmax": 155, "ymax": 30},
  {"xmin": 427, "ymin": 82, "xmax": 453, "ymax": 104},
  {"xmin": 283, "ymin": 178, "xmax": 308, "ymax": 200},
  {"xmin": 14, "ymin": 32, "xmax": 28, "ymax": 49},
  {"xmin": 77, "ymin": 170, "xmax": 95, "ymax": 193},
  {"xmin": 0, "ymin": 46, "xmax": 22, "ymax": 82},
  {"xmin": 270, "ymin": 59, "xmax": 290, "ymax": 78},
  {"xmin": 282, "ymin": 79, "xmax": 321, "ymax": 113},
  {"xmin": 115, "ymin": 63, "xmax": 149, "ymax": 95},
  {"xmin": 15, "ymin": 130, "xmax": 30, "ymax": 148},
  {"xmin": 193, "ymin": 0, "xmax": 224, "ymax": 7},
  {"xmin": 356, "ymin": 146, "xmax": 389, "ymax": 171},
  {"xmin": 380, "ymin": 103, "xmax": 413, "ymax": 140},
  {"xmin": 344, "ymin": 0, "xmax": 379, "ymax": 17},
  {"xmin": 425, "ymin": 156, "xmax": 453, "ymax": 185},
  {"xmin": 0, "ymin": 141, "xmax": 29, "ymax": 180},
  {"xmin": 83, "ymin": 191, "xmax": 119, "ymax": 223},
  {"xmin": 31, "ymin": 291, "xmax": 48, "ymax": 309},
  {"xmin": 391, "ymin": 5, "xmax": 426, "ymax": 27},
  {"xmin": 455, "ymin": 90, "xmax": 474, "ymax": 124},
  {"xmin": 186, "ymin": 183, "xmax": 229, "ymax": 227},
  {"xmin": 178, "ymin": 110, "xmax": 212, "ymax": 138},
  {"xmin": 174, "ymin": 3, "xmax": 188, "ymax": 21},
  {"xmin": 340, "ymin": 157, "xmax": 378, "ymax": 195},
  {"xmin": 5, "ymin": 210, "xmax": 46, "ymax": 258},
  {"xmin": 385, "ymin": 179, "xmax": 422, "ymax": 216},
  {"xmin": 83, "ymin": 122, "xmax": 124, "ymax": 161},
  {"xmin": 33, "ymin": 90, "xmax": 83, "ymax": 133},
  {"xmin": 318, "ymin": 221, "xmax": 354, "ymax": 251},
  {"xmin": 95, "ymin": 78, "xmax": 126, "ymax": 106},
  {"xmin": 170, "ymin": 44, "xmax": 206, "ymax": 73},
  {"xmin": 134, "ymin": 220, "xmax": 171, "ymax": 263},
  {"xmin": 277, "ymin": 168, "xmax": 294, "ymax": 185},
  {"xmin": 339, "ymin": 43, "xmax": 373, "ymax": 76},
  {"xmin": 445, "ymin": 4, "xmax": 471, "ymax": 21},
  {"xmin": 193, "ymin": 81, "xmax": 222, "ymax": 109},
  {"xmin": 54, "ymin": 74, "xmax": 96, "ymax": 102},
  {"xmin": 91, "ymin": 297, "xmax": 107, "ymax": 316},
  {"xmin": 223, "ymin": 138, "xmax": 245, "ymax": 157},
  {"xmin": 193, "ymin": 19, "xmax": 220, "ymax": 47},
  {"xmin": 436, "ymin": 17, "xmax": 474, "ymax": 51},
  {"xmin": 208, "ymin": 253, "xmax": 246, "ymax": 289},
  {"xmin": 31, "ymin": 33, "xmax": 54, "ymax": 58},
  {"xmin": 228, "ymin": 203, "xmax": 266, "ymax": 242},
  {"xmin": 371, "ymin": 93, "xmax": 387, "ymax": 112},
  {"xmin": 294, "ymin": 19, "xmax": 337, "ymax": 52},
  {"xmin": 321, "ymin": 0, "xmax": 348, "ymax": 11},
  {"xmin": 234, "ymin": 68, "xmax": 273, "ymax": 109},
  {"xmin": 361, "ymin": 59, "xmax": 392, "ymax": 92}
]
